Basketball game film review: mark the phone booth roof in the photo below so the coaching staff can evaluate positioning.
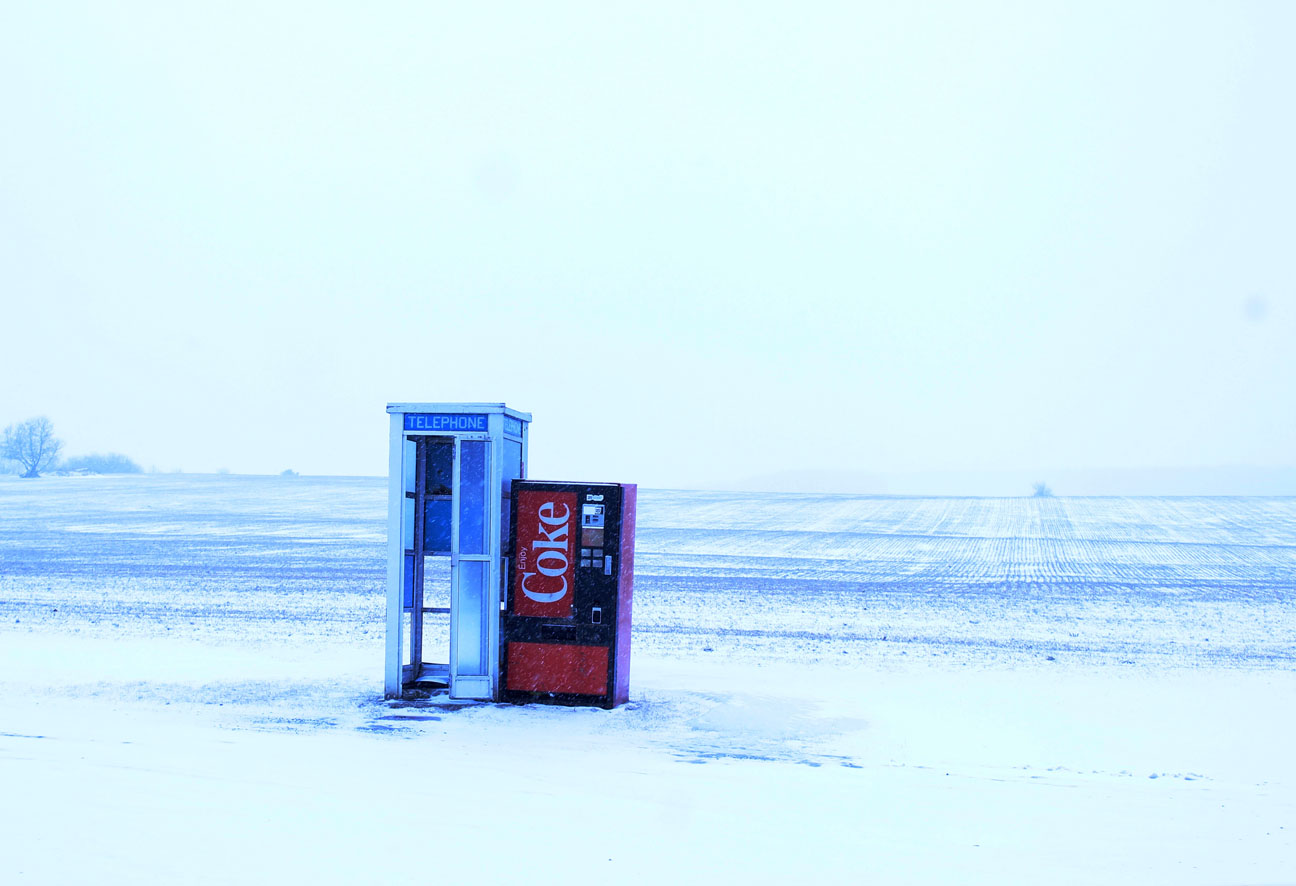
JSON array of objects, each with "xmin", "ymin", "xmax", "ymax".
[
  {"xmin": 387, "ymin": 402, "xmax": 531, "ymax": 421},
  {"xmin": 387, "ymin": 403, "xmax": 532, "ymax": 436}
]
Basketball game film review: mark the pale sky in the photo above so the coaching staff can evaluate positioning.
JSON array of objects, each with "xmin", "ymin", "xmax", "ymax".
[{"xmin": 2, "ymin": 2, "xmax": 1292, "ymax": 490}]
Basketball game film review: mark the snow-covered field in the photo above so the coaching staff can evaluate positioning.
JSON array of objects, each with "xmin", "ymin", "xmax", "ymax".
[{"xmin": 2, "ymin": 475, "xmax": 1294, "ymax": 884}]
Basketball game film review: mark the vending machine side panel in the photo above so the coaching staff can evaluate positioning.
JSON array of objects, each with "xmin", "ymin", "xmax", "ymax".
[{"xmin": 613, "ymin": 483, "xmax": 636, "ymax": 707}]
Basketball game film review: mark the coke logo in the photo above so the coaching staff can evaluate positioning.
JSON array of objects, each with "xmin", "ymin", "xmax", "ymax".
[
  {"xmin": 522, "ymin": 500, "xmax": 571, "ymax": 603},
  {"xmin": 514, "ymin": 490, "xmax": 576, "ymax": 617}
]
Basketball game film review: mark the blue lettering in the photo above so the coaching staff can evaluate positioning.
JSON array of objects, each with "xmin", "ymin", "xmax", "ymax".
[{"xmin": 404, "ymin": 413, "xmax": 488, "ymax": 432}]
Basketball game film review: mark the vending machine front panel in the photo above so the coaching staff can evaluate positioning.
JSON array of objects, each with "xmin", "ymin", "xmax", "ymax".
[{"xmin": 502, "ymin": 481, "xmax": 635, "ymax": 708}]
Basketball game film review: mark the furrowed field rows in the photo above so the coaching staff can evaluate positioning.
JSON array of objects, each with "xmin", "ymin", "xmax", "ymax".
[
  {"xmin": 635, "ymin": 531, "xmax": 1296, "ymax": 587},
  {"xmin": 2, "ymin": 476, "xmax": 1294, "ymax": 667},
  {"xmin": 642, "ymin": 492, "xmax": 1296, "ymax": 545},
  {"xmin": 637, "ymin": 494, "xmax": 1296, "ymax": 589}
]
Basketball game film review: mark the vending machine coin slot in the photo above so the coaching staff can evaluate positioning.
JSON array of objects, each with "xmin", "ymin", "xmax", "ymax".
[{"xmin": 581, "ymin": 503, "xmax": 605, "ymax": 551}]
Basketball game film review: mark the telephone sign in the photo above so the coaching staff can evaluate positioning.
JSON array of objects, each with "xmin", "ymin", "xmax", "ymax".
[{"xmin": 403, "ymin": 413, "xmax": 488, "ymax": 432}]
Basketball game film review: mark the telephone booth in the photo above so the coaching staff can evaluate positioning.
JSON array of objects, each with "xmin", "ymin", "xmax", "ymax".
[{"xmin": 384, "ymin": 403, "xmax": 530, "ymax": 699}]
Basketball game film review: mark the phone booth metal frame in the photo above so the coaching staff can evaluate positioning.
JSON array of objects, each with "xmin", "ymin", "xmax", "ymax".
[{"xmin": 384, "ymin": 403, "xmax": 531, "ymax": 700}]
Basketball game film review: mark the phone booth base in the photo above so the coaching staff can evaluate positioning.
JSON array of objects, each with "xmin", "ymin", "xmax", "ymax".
[{"xmin": 500, "ymin": 481, "xmax": 636, "ymax": 709}]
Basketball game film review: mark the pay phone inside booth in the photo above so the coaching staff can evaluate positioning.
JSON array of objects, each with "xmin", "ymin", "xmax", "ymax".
[{"xmin": 385, "ymin": 403, "xmax": 530, "ymax": 700}]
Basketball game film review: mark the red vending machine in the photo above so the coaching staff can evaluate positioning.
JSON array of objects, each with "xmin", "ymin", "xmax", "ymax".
[{"xmin": 501, "ymin": 481, "xmax": 635, "ymax": 708}]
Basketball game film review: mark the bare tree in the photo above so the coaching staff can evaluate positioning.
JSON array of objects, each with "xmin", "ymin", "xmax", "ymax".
[
  {"xmin": 2, "ymin": 416, "xmax": 64, "ymax": 478},
  {"xmin": 1032, "ymin": 481, "xmax": 1054, "ymax": 498}
]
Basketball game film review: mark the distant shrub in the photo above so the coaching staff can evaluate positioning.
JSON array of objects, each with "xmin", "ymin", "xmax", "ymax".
[
  {"xmin": 62, "ymin": 453, "xmax": 143, "ymax": 474},
  {"xmin": 1032, "ymin": 482, "xmax": 1054, "ymax": 498}
]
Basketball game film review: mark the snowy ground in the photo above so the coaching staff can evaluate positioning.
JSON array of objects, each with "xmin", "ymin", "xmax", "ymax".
[{"xmin": 2, "ymin": 475, "xmax": 1294, "ymax": 884}]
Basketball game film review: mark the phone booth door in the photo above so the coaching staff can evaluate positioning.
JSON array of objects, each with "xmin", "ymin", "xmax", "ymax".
[{"xmin": 405, "ymin": 435, "xmax": 493, "ymax": 698}]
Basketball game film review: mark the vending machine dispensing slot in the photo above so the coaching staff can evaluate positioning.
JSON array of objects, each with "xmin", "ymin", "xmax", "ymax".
[{"xmin": 501, "ymin": 481, "xmax": 636, "ymax": 708}]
